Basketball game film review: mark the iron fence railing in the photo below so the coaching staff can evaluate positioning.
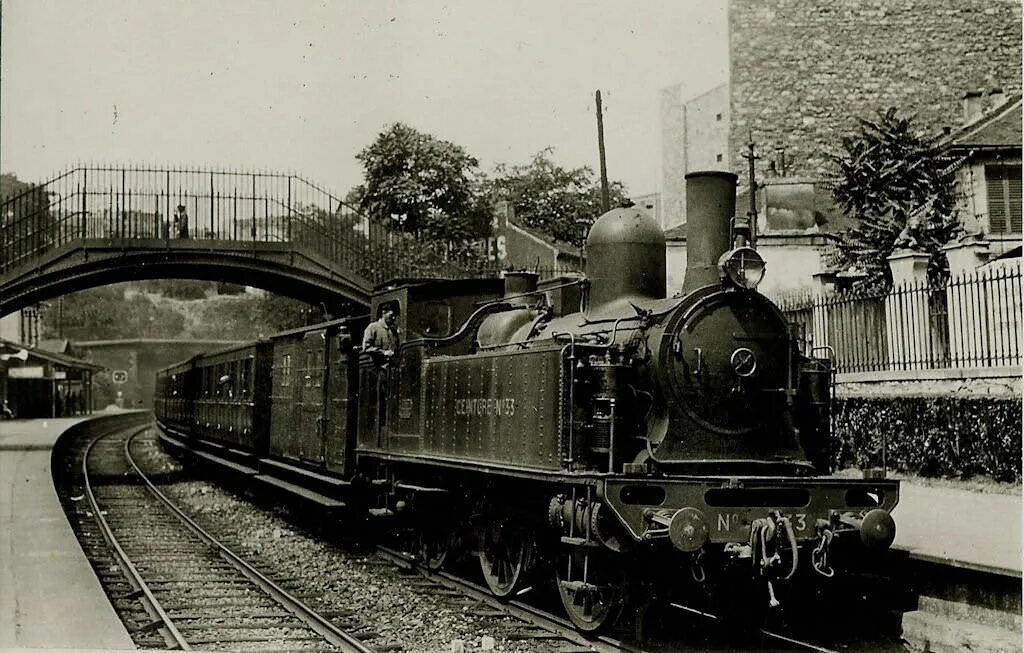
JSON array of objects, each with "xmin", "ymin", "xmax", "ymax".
[
  {"xmin": 775, "ymin": 262, "xmax": 1022, "ymax": 373},
  {"xmin": 0, "ymin": 165, "xmax": 485, "ymax": 285}
]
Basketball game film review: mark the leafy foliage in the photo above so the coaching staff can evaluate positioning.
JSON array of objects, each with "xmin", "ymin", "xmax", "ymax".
[
  {"xmin": 483, "ymin": 149, "xmax": 629, "ymax": 246},
  {"xmin": 354, "ymin": 123, "xmax": 492, "ymax": 247},
  {"xmin": 1, "ymin": 173, "xmax": 54, "ymax": 260},
  {"xmin": 48, "ymin": 286, "xmax": 186, "ymax": 340},
  {"xmin": 137, "ymin": 279, "xmax": 212, "ymax": 300},
  {"xmin": 42, "ymin": 283, "xmax": 317, "ymax": 342},
  {"xmin": 291, "ymin": 203, "xmax": 486, "ymax": 285},
  {"xmin": 832, "ymin": 396, "xmax": 1021, "ymax": 482},
  {"xmin": 185, "ymin": 293, "xmax": 313, "ymax": 339},
  {"xmin": 829, "ymin": 108, "xmax": 961, "ymax": 290}
]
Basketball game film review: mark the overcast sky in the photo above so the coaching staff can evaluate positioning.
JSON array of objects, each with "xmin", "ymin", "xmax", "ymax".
[{"xmin": 1, "ymin": 0, "xmax": 727, "ymax": 196}]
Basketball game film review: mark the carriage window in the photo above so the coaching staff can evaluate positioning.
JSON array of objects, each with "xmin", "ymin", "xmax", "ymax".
[
  {"xmin": 314, "ymin": 350, "xmax": 323, "ymax": 387},
  {"xmin": 280, "ymin": 354, "xmax": 292, "ymax": 387},
  {"xmin": 241, "ymin": 359, "xmax": 252, "ymax": 396},
  {"xmin": 411, "ymin": 301, "xmax": 453, "ymax": 337}
]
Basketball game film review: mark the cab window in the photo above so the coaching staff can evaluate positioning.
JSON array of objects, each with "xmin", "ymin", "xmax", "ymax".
[{"xmin": 410, "ymin": 300, "xmax": 452, "ymax": 337}]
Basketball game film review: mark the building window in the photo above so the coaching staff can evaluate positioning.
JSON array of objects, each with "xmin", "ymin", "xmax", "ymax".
[
  {"xmin": 716, "ymin": 113, "xmax": 722, "ymax": 121},
  {"xmin": 716, "ymin": 154, "xmax": 723, "ymax": 162},
  {"xmin": 986, "ymin": 164, "xmax": 1022, "ymax": 234}
]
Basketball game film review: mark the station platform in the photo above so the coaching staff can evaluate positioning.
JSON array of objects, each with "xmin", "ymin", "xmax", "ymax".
[
  {"xmin": 0, "ymin": 415, "xmax": 137, "ymax": 649},
  {"xmin": 892, "ymin": 481, "xmax": 1022, "ymax": 577}
]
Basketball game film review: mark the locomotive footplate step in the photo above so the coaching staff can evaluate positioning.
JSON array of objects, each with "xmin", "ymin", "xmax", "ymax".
[
  {"xmin": 259, "ymin": 457, "xmax": 351, "ymax": 488},
  {"xmin": 253, "ymin": 473, "xmax": 346, "ymax": 508},
  {"xmin": 196, "ymin": 437, "xmax": 228, "ymax": 450},
  {"xmin": 394, "ymin": 481, "xmax": 448, "ymax": 493},
  {"xmin": 226, "ymin": 447, "xmax": 258, "ymax": 463},
  {"xmin": 193, "ymin": 448, "xmax": 258, "ymax": 475},
  {"xmin": 156, "ymin": 429, "xmax": 186, "ymax": 449},
  {"xmin": 560, "ymin": 536, "xmax": 602, "ymax": 548}
]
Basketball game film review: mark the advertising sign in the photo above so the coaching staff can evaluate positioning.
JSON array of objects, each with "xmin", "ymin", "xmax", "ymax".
[{"xmin": 8, "ymin": 366, "xmax": 45, "ymax": 379}]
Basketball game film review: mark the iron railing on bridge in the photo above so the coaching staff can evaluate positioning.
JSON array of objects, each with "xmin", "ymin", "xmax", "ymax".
[
  {"xmin": 0, "ymin": 165, "xmax": 488, "ymax": 284},
  {"xmin": 775, "ymin": 261, "xmax": 1022, "ymax": 374}
]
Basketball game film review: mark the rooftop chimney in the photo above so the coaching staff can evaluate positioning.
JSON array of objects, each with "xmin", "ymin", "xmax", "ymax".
[
  {"xmin": 988, "ymin": 88, "xmax": 1006, "ymax": 110},
  {"xmin": 962, "ymin": 90, "xmax": 985, "ymax": 124}
]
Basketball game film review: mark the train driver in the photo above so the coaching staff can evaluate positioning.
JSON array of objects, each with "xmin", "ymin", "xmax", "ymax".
[{"xmin": 362, "ymin": 302, "xmax": 400, "ymax": 365}]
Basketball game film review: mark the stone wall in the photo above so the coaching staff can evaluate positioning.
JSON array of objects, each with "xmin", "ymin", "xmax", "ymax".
[
  {"xmin": 77, "ymin": 340, "xmax": 242, "ymax": 409},
  {"xmin": 729, "ymin": 0, "xmax": 1023, "ymax": 178}
]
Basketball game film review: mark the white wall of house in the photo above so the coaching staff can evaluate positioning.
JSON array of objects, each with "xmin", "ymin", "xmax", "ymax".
[
  {"xmin": 665, "ymin": 235, "xmax": 826, "ymax": 297},
  {"xmin": 660, "ymin": 83, "xmax": 730, "ymax": 230},
  {"xmin": 0, "ymin": 313, "xmax": 20, "ymax": 343}
]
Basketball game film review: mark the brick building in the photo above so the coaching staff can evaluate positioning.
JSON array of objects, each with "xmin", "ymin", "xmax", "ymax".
[{"xmin": 480, "ymin": 202, "xmax": 583, "ymax": 277}]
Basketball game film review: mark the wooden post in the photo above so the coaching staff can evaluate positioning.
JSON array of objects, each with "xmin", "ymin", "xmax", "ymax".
[{"xmin": 596, "ymin": 90, "xmax": 610, "ymax": 213}]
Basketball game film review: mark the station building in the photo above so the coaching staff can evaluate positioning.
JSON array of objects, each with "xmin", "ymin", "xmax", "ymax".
[{"xmin": 0, "ymin": 339, "xmax": 101, "ymax": 418}]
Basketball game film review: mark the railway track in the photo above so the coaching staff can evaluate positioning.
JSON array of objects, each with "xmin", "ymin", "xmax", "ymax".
[
  {"xmin": 77, "ymin": 424, "xmax": 375, "ymax": 652},
  {"xmin": 375, "ymin": 545, "xmax": 843, "ymax": 653},
  {"xmin": 66, "ymin": 425, "xmax": 863, "ymax": 651}
]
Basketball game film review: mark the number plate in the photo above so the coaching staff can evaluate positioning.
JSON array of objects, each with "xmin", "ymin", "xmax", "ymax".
[{"xmin": 711, "ymin": 511, "xmax": 811, "ymax": 540}]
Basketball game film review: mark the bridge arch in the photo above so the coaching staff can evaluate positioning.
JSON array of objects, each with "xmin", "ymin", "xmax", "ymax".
[
  {"xmin": 0, "ymin": 240, "xmax": 370, "ymax": 317},
  {"xmin": 1, "ymin": 165, "xmax": 483, "ymax": 317}
]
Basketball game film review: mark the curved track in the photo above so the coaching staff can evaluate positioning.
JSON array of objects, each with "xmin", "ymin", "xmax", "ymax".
[{"xmin": 81, "ymin": 424, "xmax": 375, "ymax": 652}]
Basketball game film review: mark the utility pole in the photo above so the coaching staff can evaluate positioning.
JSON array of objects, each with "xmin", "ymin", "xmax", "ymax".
[
  {"xmin": 741, "ymin": 134, "xmax": 760, "ymax": 247},
  {"xmin": 595, "ymin": 90, "xmax": 610, "ymax": 213}
]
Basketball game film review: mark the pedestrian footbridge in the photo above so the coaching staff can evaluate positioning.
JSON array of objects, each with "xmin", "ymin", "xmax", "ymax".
[{"xmin": 0, "ymin": 166, "xmax": 477, "ymax": 316}]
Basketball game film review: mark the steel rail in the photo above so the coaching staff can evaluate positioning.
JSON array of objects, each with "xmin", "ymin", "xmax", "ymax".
[
  {"xmin": 669, "ymin": 602, "xmax": 839, "ymax": 653},
  {"xmin": 375, "ymin": 545, "xmax": 642, "ymax": 653},
  {"xmin": 123, "ymin": 429, "xmax": 375, "ymax": 653},
  {"xmin": 82, "ymin": 425, "xmax": 192, "ymax": 651}
]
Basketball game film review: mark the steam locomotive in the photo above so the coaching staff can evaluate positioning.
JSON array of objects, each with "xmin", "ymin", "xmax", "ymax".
[{"xmin": 154, "ymin": 171, "xmax": 898, "ymax": 633}]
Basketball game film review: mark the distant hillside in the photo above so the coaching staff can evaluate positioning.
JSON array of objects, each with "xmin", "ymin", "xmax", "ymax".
[{"xmin": 40, "ymin": 281, "xmax": 314, "ymax": 342}]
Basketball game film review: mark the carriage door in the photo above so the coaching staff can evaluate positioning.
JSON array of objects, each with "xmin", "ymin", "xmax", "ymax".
[
  {"xmin": 298, "ymin": 331, "xmax": 326, "ymax": 463},
  {"xmin": 324, "ymin": 327, "xmax": 354, "ymax": 473}
]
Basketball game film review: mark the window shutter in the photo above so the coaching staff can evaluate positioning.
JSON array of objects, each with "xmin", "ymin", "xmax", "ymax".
[
  {"xmin": 985, "ymin": 164, "xmax": 1022, "ymax": 234},
  {"xmin": 1007, "ymin": 165, "xmax": 1022, "ymax": 234}
]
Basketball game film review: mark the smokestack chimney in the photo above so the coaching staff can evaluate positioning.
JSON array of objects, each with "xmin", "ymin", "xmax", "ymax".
[{"xmin": 681, "ymin": 171, "xmax": 737, "ymax": 294}]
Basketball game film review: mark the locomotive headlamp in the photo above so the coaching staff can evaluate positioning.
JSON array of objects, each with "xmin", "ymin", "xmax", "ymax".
[{"xmin": 719, "ymin": 247, "xmax": 766, "ymax": 290}]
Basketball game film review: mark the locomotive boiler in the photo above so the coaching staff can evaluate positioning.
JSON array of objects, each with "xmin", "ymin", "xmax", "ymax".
[{"xmin": 155, "ymin": 170, "xmax": 899, "ymax": 634}]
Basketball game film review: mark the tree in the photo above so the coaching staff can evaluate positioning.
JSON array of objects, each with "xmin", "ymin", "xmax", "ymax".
[
  {"xmin": 355, "ymin": 123, "xmax": 492, "ymax": 247},
  {"xmin": 829, "ymin": 108, "xmax": 961, "ymax": 290},
  {"xmin": 48, "ymin": 285, "xmax": 186, "ymax": 340},
  {"xmin": 1, "ymin": 173, "xmax": 54, "ymax": 266},
  {"xmin": 484, "ymin": 149, "xmax": 629, "ymax": 246}
]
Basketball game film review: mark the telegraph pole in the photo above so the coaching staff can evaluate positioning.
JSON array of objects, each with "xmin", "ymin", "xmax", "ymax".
[
  {"xmin": 595, "ymin": 90, "xmax": 610, "ymax": 213},
  {"xmin": 741, "ymin": 133, "xmax": 760, "ymax": 247}
]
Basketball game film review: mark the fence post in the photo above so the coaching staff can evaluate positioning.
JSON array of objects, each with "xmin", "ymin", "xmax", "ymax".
[
  {"xmin": 885, "ymin": 250, "xmax": 930, "ymax": 370},
  {"xmin": 810, "ymin": 273, "xmax": 834, "ymax": 355},
  {"xmin": 942, "ymin": 239, "xmax": 990, "ymax": 368}
]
